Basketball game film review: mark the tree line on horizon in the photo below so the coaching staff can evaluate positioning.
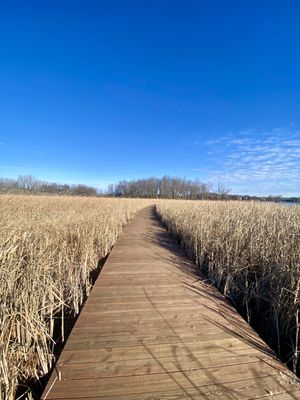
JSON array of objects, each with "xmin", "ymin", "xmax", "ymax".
[
  {"xmin": 0, "ymin": 175, "xmax": 298, "ymax": 202},
  {"xmin": 0, "ymin": 175, "xmax": 98, "ymax": 196},
  {"xmin": 0, "ymin": 175, "xmax": 230, "ymax": 199},
  {"xmin": 107, "ymin": 176, "xmax": 230, "ymax": 199}
]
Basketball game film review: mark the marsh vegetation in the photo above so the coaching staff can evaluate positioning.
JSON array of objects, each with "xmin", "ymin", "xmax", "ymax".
[
  {"xmin": 0, "ymin": 195, "xmax": 151, "ymax": 398},
  {"xmin": 1, "ymin": 196, "xmax": 300, "ymax": 398},
  {"xmin": 157, "ymin": 200, "xmax": 300, "ymax": 376}
]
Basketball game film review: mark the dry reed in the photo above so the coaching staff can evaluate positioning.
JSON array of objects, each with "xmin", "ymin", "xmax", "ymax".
[
  {"xmin": 0, "ymin": 195, "xmax": 151, "ymax": 399},
  {"xmin": 157, "ymin": 200, "xmax": 300, "ymax": 375}
]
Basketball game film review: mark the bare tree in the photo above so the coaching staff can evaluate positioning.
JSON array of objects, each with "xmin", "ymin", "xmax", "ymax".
[{"xmin": 216, "ymin": 182, "xmax": 231, "ymax": 199}]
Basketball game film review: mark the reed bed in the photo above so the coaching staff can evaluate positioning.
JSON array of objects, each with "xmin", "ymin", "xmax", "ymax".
[
  {"xmin": 0, "ymin": 195, "xmax": 151, "ymax": 399},
  {"xmin": 157, "ymin": 200, "xmax": 300, "ymax": 375}
]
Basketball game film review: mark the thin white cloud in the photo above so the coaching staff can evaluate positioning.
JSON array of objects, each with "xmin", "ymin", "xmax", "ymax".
[
  {"xmin": 201, "ymin": 127, "xmax": 300, "ymax": 196},
  {"xmin": 204, "ymin": 136, "xmax": 230, "ymax": 145},
  {"xmin": 0, "ymin": 165, "xmax": 19, "ymax": 170}
]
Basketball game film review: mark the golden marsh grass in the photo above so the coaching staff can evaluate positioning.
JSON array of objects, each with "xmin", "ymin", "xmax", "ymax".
[
  {"xmin": 157, "ymin": 200, "xmax": 300, "ymax": 374},
  {"xmin": 0, "ymin": 195, "xmax": 151, "ymax": 399},
  {"xmin": 2, "ymin": 196, "xmax": 300, "ymax": 398}
]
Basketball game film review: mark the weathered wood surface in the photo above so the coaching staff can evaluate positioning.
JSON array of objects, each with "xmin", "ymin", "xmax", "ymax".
[{"xmin": 42, "ymin": 206, "xmax": 300, "ymax": 399}]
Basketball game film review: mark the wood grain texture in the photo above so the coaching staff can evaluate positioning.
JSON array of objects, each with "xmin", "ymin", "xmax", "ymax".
[{"xmin": 42, "ymin": 206, "xmax": 300, "ymax": 399}]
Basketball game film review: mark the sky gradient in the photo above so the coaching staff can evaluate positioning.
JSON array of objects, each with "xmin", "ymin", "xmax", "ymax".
[{"xmin": 1, "ymin": 1, "xmax": 300, "ymax": 195}]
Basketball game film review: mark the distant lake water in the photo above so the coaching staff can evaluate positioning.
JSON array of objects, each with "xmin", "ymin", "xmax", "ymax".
[{"xmin": 281, "ymin": 201, "xmax": 300, "ymax": 206}]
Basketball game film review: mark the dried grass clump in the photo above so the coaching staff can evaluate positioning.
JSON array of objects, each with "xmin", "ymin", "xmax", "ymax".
[
  {"xmin": 157, "ymin": 200, "xmax": 300, "ymax": 374},
  {"xmin": 0, "ymin": 195, "xmax": 150, "ymax": 399}
]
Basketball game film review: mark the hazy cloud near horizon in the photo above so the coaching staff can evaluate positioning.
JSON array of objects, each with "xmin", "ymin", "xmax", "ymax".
[{"xmin": 202, "ymin": 128, "xmax": 300, "ymax": 196}]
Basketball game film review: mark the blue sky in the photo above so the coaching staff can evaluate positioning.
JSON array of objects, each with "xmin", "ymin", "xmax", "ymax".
[{"xmin": 1, "ymin": 1, "xmax": 300, "ymax": 196}]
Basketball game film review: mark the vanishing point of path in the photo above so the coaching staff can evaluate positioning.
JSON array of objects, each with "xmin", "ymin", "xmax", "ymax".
[{"xmin": 43, "ymin": 206, "xmax": 300, "ymax": 399}]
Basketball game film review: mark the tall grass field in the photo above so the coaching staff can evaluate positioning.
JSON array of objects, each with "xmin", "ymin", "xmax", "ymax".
[
  {"xmin": 0, "ymin": 195, "xmax": 151, "ymax": 399},
  {"xmin": 1, "ymin": 196, "xmax": 300, "ymax": 398},
  {"xmin": 157, "ymin": 200, "xmax": 300, "ymax": 376}
]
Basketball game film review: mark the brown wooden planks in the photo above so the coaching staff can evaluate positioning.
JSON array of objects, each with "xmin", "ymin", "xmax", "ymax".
[{"xmin": 42, "ymin": 206, "xmax": 300, "ymax": 399}]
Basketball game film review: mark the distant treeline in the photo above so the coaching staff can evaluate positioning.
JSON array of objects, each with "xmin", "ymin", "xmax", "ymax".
[
  {"xmin": 107, "ymin": 177, "xmax": 299, "ymax": 201},
  {"xmin": 1, "ymin": 175, "xmax": 299, "ymax": 202},
  {"xmin": 0, "ymin": 175, "xmax": 230, "ymax": 199},
  {"xmin": 107, "ymin": 176, "xmax": 229, "ymax": 199},
  {"xmin": 0, "ymin": 176, "xmax": 98, "ymax": 196}
]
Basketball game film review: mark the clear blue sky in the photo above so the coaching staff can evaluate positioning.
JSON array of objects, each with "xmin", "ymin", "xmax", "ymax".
[{"xmin": 1, "ymin": 1, "xmax": 300, "ymax": 196}]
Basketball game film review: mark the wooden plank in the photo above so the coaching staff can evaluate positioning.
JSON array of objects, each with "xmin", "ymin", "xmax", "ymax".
[
  {"xmin": 43, "ymin": 387, "xmax": 300, "ymax": 400},
  {"xmin": 62, "ymin": 330, "xmax": 233, "ymax": 350},
  {"xmin": 56, "ymin": 339, "xmax": 260, "ymax": 365},
  {"xmin": 42, "ymin": 206, "xmax": 300, "ymax": 399},
  {"xmin": 44, "ymin": 370, "xmax": 298, "ymax": 399},
  {"xmin": 254, "ymin": 391, "xmax": 300, "ymax": 399},
  {"xmin": 49, "ymin": 354, "xmax": 261, "ymax": 381}
]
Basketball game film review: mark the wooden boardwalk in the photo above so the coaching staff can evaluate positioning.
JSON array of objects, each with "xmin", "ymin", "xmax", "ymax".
[{"xmin": 43, "ymin": 206, "xmax": 300, "ymax": 399}]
